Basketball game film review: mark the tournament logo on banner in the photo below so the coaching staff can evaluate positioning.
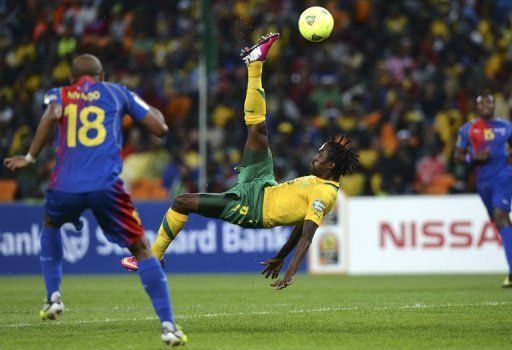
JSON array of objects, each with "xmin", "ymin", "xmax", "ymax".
[
  {"xmin": 318, "ymin": 232, "xmax": 339, "ymax": 265},
  {"xmin": 309, "ymin": 225, "xmax": 346, "ymax": 274}
]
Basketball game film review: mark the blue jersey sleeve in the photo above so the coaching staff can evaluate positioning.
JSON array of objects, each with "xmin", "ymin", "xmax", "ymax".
[
  {"xmin": 506, "ymin": 120, "xmax": 512, "ymax": 145},
  {"xmin": 42, "ymin": 88, "xmax": 62, "ymax": 110},
  {"xmin": 456, "ymin": 123, "xmax": 470, "ymax": 149},
  {"xmin": 115, "ymin": 84, "xmax": 150, "ymax": 122}
]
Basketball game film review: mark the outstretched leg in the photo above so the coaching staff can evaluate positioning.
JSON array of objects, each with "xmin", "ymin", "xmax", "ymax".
[
  {"xmin": 244, "ymin": 61, "xmax": 268, "ymax": 149},
  {"xmin": 241, "ymin": 32, "xmax": 279, "ymax": 165},
  {"xmin": 120, "ymin": 192, "xmax": 232, "ymax": 270},
  {"xmin": 150, "ymin": 193, "xmax": 231, "ymax": 260}
]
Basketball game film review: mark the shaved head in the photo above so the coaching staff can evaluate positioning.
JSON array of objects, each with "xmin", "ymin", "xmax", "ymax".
[{"xmin": 71, "ymin": 54, "xmax": 103, "ymax": 82}]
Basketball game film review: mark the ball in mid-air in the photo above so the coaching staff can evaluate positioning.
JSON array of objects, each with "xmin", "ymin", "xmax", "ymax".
[{"xmin": 298, "ymin": 6, "xmax": 334, "ymax": 42}]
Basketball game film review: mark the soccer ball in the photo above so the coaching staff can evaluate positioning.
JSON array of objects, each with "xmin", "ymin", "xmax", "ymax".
[{"xmin": 298, "ymin": 6, "xmax": 334, "ymax": 42}]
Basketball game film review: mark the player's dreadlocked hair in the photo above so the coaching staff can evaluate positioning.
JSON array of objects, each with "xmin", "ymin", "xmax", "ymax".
[{"xmin": 326, "ymin": 136, "xmax": 359, "ymax": 178}]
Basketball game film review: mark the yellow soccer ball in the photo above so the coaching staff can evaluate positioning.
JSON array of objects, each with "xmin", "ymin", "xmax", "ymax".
[{"xmin": 298, "ymin": 6, "xmax": 334, "ymax": 42}]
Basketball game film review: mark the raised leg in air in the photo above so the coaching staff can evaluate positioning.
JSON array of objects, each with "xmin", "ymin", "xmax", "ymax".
[{"xmin": 241, "ymin": 32, "xmax": 280, "ymax": 165}]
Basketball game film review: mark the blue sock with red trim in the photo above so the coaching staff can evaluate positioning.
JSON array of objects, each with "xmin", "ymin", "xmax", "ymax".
[
  {"xmin": 137, "ymin": 257, "xmax": 174, "ymax": 324},
  {"xmin": 40, "ymin": 226, "xmax": 63, "ymax": 301}
]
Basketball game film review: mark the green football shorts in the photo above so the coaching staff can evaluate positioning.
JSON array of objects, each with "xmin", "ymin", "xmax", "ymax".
[{"xmin": 219, "ymin": 151, "xmax": 277, "ymax": 228}]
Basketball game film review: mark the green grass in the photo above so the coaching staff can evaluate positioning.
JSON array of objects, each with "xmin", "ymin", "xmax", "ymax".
[{"xmin": 1, "ymin": 274, "xmax": 511, "ymax": 349}]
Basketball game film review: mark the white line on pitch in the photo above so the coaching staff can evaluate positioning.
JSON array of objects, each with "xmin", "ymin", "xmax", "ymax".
[{"xmin": 2, "ymin": 301, "xmax": 511, "ymax": 329}]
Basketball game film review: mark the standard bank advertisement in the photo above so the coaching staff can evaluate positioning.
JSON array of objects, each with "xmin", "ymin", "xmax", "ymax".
[{"xmin": 0, "ymin": 202, "xmax": 295, "ymax": 274}]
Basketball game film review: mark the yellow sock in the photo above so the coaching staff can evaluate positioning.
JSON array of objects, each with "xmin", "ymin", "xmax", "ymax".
[
  {"xmin": 244, "ymin": 61, "xmax": 266, "ymax": 125},
  {"xmin": 151, "ymin": 208, "xmax": 189, "ymax": 260}
]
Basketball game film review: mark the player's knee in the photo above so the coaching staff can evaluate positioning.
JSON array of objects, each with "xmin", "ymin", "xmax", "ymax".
[
  {"xmin": 493, "ymin": 209, "xmax": 510, "ymax": 229},
  {"xmin": 43, "ymin": 214, "xmax": 59, "ymax": 229},
  {"xmin": 172, "ymin": 194, "xmax": 192, "ymax": 213},
  {"xmin": 250, "ymin": 123, "xmax": 268, "ymax": 138},
  {"xmin": 495, "ymin": 219, "xmax": 510, "ymax": 230},
  {"xmin": 246, "ymin": 126, "xmax": 269, "ymax": 151}
]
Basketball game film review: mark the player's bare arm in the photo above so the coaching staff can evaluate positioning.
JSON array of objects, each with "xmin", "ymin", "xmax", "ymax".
[
  {"xmin": 139, "ymin": 106, "xmax": 168, "ymax": 137},
  {"xmin": 271, "ymin": 220, "xmax": 318, "ymax": 290},
  {"xmin": 261, "ymin": 224, "xmax": 303, "ymax": 279},
  {"xmin": 453, "ymin": 144, "xmax": 467, "ymax": 164},
  {"xmin": 454, "ymin": 146, "xmax": 490, "ymax": 164},
  {"xmin": 3, "ymin": 103, "xmax": 62, "ymax": 171}
]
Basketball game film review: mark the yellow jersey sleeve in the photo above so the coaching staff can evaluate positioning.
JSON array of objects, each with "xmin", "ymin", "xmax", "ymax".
[{"xmin": 304, "ymin": 184, "xmax": 338, "ymax": 225}]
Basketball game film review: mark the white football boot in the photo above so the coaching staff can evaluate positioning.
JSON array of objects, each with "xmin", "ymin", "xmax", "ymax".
[
  {"xmin": 39, "ymin": 291, "xmax": 64, "ymax": 320},
  {"xmin": 161, "ymin": 321, "xmax": 188, "ymax": 347}
]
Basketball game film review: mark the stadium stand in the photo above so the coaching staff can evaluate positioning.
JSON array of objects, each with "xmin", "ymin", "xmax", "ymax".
[{"xmin": 1, "ymin": 0, "xmax": 512, "ymax": 200}]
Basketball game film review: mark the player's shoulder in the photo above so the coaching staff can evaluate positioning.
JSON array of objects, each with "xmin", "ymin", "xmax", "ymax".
[
  {"xmin": 99, "ymin": 82, "xmax": 134, "ymax": 102},
  {"xmin": 103, "ymin": 82, "xmax": 143, "ymax": 101},
  {"xmin": 494, "ymin": 117, "xmax": 512, "ymax": 127},
  {"xmin": 459, "ymin": 120, "xmax": 476, "ymax": 133},
  {"xmin": 285, "ymin": 175, "xmax": 313, "ymax": 184},
  {"xmin": 101, "ymin": 81, "xmax": 129, "ymax": 94},
  {"xmin": 102, "ymin": 81, "xmax": 125, "ymax": 89},
  {"xmin": 43, "ymin": 87, "xmax": 63, "ymax": 105},
  {"xmin": 312, "ymin": 177, "xmax": 339, "ymax": 195}
]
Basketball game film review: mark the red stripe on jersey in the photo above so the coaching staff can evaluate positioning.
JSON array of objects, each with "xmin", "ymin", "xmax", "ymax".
[
  {"xmin": 49, "ymin": 88, "xmax": 66, "ymax": 189},
  {"xmin": 468, "ymin": 119, "xmax": 489, "ymax": 153},
  {"xmin": 112, "ymin": 181, "xmax": 144, "ymax": 245}
]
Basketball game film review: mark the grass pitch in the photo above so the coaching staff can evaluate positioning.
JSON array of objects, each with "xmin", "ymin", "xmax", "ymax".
[{"xmin": 1, "ymin": 274, "xmax": 511, "ymax": 349}]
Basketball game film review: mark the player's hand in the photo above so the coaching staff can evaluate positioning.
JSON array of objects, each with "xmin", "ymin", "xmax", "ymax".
[
  {"xmin": 260, "ymin": 257, "xmax": 284, "ymax": 279},
  {"xmin": 270, "ymin": 273, "xmax": 293, "ymax": 290},
  {"xmin": 473, "ymin": 149, "xmax": 490, "ymax": 163},
  {"xmin": 3, "ymin": 156, "xmax": 30, "ymax": 171}
]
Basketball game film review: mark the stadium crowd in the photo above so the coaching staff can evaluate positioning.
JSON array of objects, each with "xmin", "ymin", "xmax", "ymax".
[{"xmin": 1, "ymin": 0, "xmax": 512, "ymax": 200}]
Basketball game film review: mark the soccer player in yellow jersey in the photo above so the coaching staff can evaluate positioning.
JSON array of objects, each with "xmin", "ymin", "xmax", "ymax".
[{"xmin": 121, "ymin": 33, "xmax": 359, "ymax": 289}]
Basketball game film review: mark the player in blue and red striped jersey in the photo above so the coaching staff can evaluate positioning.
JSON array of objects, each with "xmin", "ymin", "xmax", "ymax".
[
  {"xmin": 455, "ymin": 94, "xmax": 512, "ymax": 287},
  {"xmin": 3, "ymin": 54, "xmax": 187, "ymax": 346}
]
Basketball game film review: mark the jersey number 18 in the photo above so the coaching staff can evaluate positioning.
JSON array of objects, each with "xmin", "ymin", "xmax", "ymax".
[{"xmin": 64, "ymin": 103, "xmax": 107, "ymax": 147}]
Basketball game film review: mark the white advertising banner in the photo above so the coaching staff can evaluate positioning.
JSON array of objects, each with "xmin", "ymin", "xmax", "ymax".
[{"xmin": 347, "ymin": 195, "xmax": 507, "ymax": 274}]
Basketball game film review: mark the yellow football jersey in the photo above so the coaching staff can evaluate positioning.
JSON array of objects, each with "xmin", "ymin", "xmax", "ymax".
[{"xmin": 262, "ymin": 175, "xmax": 339, "ymax": 228}]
